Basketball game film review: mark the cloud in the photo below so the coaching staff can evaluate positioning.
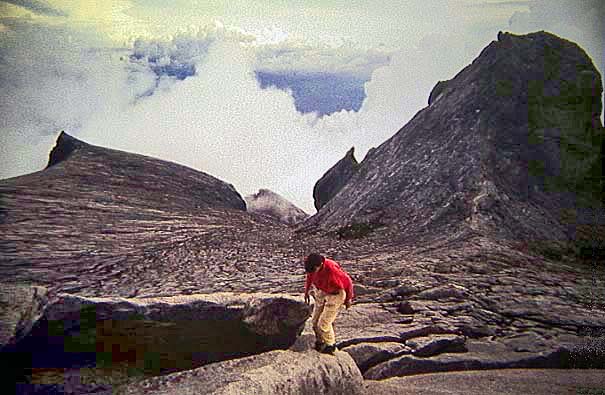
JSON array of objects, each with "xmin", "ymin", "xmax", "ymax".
[
  {"xmin": 254, "ymin": 41, "xmax": 392, "ymax": 79},
  {"xmin": 74, "ymin": 40, "xmax": 348, "ymax": 213},
  {"xmin": 464, "ymin": 1, "xmax": 531, "ymax": 9},
  {"xmin": 0, "ymin": 19, "xmax": 155, "ymax": 180},
  {"xmin": 122, "ymin": 26, "xmax": 391, "ymax": 115},
  {"xmin": 127, "ymin": 26, "xmax": 391, "ymax": 81},
  {"xmin": 1, "ymin": 0, "xmax": 67, "ymax": 16}
]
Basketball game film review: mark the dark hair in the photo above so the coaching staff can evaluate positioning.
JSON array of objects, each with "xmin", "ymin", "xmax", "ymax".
[{"xmin": 304, "ymin": 253, "xmax": 324, "ymax": 273}]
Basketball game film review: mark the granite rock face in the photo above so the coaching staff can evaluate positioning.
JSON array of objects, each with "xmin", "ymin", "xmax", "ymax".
[
  {"xmin": 313, "ymin": 147, "xmax": 360, "ymax": 211},
  {"xmin": 244, "ymin": 188, "xmax": 309, "ymax": 225},
  {"xmin": 47, "ymin": 132, "xmax": 247, "ymax": 211},
  {"xmin": 0, "ymin": 283, "xmax": 49, "ymax": 350},
  {"xmin": 8, "ymin": 290, "xmax": 311, "ymax": 393},
  {"xmin": 0, "ymin": 132, "xmax": 298, "ymax": 295},
  {"xmin": 2, "ymin": 32, "xmax": 605, "ymax": 393},
  {"xmin": 119, "ymin": 335, "xmax": 363, "ymax": 395},
  {"xmin": 364, "ymin": 369, "xmax": 605, "ymax": 395},
  {"xmin": 304, "ymin": 31, "xmax": 604, "ymax": 252}
]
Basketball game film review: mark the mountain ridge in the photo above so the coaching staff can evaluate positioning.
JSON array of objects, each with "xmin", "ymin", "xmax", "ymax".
[{"xmin": 304, "ymin": 31, "xmax": 604, "ymax": 256}]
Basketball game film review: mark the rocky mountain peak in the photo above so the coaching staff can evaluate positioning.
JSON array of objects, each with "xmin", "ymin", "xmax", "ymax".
[
  {"xmin": 254, "ymin": 188, "xmax": 275, "ymax": 197},
  {"xmin": 46, "ymin": 131, "xmax": 86, "ymax": 168},
  {"xmin": 6, "ymin": 132, "xmax": 248, "ymax": 216},
  {"xmin": 313, "ymin": 146, "xmax": 360, "ymax": 211},
  {"xmin": 245, "ymin": 188, "xmax": 308, "ymax": 225},
  {"xmin": 305, "ymin": 31, "xmax": 603, "ymax": 251}
]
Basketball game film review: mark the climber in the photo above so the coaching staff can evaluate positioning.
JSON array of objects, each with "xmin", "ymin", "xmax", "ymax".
[{"xmin": 303, "ymin": 253, "xmax": 354, "ymax": 355}]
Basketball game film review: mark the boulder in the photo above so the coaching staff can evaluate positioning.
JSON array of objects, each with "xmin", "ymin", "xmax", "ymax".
[
  {"xmin": 10, "ymin": 292, "xmax": 311, "ymax": 392},
  {"xmin": 119, "ymin": 335, "xmax": 364, "ymax": 395},
  {"xmin": 342, "ymin": 341, "xmax": 410, "ymax": 372},
  {"xmin": 0, "ymin": 283, "xmax": 49, "ymax": 350},
  {"xmin": 41, "ymin": 292, "xmax": 310, "ymax": 352}
]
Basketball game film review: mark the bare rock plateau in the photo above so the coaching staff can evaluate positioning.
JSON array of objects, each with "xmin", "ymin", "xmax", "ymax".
[{"xmin": 2, "ymin": 31, "xmax": 604, "ymax": 394}]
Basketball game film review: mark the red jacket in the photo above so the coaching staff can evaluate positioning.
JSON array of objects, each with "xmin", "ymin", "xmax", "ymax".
[{"xmin": 305, "ymin": 258, "xmax": 354, "ymax": 303}]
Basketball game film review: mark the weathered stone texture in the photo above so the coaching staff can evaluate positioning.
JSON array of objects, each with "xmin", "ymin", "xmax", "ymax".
[
  {"xmin": 304, "ymin": 31, "xmax": 604, "ymax": 251},
  {"xmin": 244, "ymin": 188, "xmax": 308, "ymax": 225},
  {"xmin": 0, "ymin": 283, "xmax": 48, "ymax": 350},
  {"xmin": 2, "ymin": 32, "xmax": 605, "ymax": 393},
  {"xmin": 119, "ymin": 335, "xmax": 363, "ymax": 395}
]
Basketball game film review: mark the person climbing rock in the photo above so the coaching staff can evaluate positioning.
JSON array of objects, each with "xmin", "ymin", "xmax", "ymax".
[{"xmin": 303, "ymin": 253, "xmax": 354, "ymax": 355}]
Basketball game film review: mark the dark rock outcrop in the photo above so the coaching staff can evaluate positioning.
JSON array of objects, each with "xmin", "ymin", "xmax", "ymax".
[
  {"xmin": 313, "ymin": 147, "xmax": 360, "ymax": 211},
  {"xmin": 244, "ymin": 188, "xmax": 309, "ymax": 225},
  {"xmin": 304, "ymin": 31, "xmax": 604, "ymax": 252},
  {"xmin": 7, "ymin": 290, "xmax": 311, "ymax": 393},
  {"xmin": 428, "ymin": 80, "xmax": 448, "ymax": 106},
  {"xmin": 46, "ymin": 131, "xmax": 85, "ymax": 168}
]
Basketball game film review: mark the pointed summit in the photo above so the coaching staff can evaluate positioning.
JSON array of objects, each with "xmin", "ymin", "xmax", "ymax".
[
  {"xmin": 313, "ymin": 147, "xmax": 360, "ymax": 211},
  {"xmin": 46, "ymin": 131, "xmax": 86, "ymax": 168},
  {"xmin": 305, "ymin": 31, "xmax": 604, "ymax": 248}
]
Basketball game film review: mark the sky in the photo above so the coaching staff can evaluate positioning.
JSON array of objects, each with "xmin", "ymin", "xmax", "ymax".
[{"xmin": 1, "ymin": 1, "xmax": 603, "ymax": 213}]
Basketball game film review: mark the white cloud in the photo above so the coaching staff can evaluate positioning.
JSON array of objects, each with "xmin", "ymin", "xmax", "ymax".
[
  {"xmin": 0, "ymin": 20, "xmax": 154, "ymax": 179},
  {"xmin": 254, "ymin": 40, "xmax": 392, "ymax": 79},
  {"xmin": 1, "ymin": 0, "xmax": 68, "ymax": 16},
  {"xmin": 125, "ymin": 24, "xmax": 392, "ymax": 81}
]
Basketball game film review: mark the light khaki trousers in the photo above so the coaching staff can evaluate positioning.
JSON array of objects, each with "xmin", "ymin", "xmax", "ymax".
[{"xmin": 311, "ymin": 288, "xmax": 346, "ymax": 346}]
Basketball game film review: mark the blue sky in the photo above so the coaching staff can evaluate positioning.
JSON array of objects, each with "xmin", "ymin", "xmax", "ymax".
[{"xmin": 1, "ymin": 1, "xmax": 603, "ymax": 213}]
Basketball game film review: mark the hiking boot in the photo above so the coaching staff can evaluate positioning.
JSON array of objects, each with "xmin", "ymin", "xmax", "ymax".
[
  {"xmin": 320, "ymin": 344, "xmax": 336, "ymax": 355},
  {"xmin": 314, "ymin": 340, "xmax": 325, "ymax": 351}
]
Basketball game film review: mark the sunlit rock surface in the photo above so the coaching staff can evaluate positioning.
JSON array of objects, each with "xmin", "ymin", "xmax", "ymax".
[
  {"xmin": 2, "ymin": 31, "xmax": 605, "ymax": 394},
  {"xmin": 120, "ymin": 335, "xmax": 363, "ymax": 395},
  {"xmin": 304, "ymin": 31, "xmax": 603, "ymax": 253}
]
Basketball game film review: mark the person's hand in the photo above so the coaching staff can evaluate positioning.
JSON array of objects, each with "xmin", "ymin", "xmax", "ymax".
[
  {"xmin": 345, "ymin": 300, "xmax": 352, "ymax": 310},
  {"xmin": 304, "ymin": 293, "xmax": 310, "ymax": 305}
]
